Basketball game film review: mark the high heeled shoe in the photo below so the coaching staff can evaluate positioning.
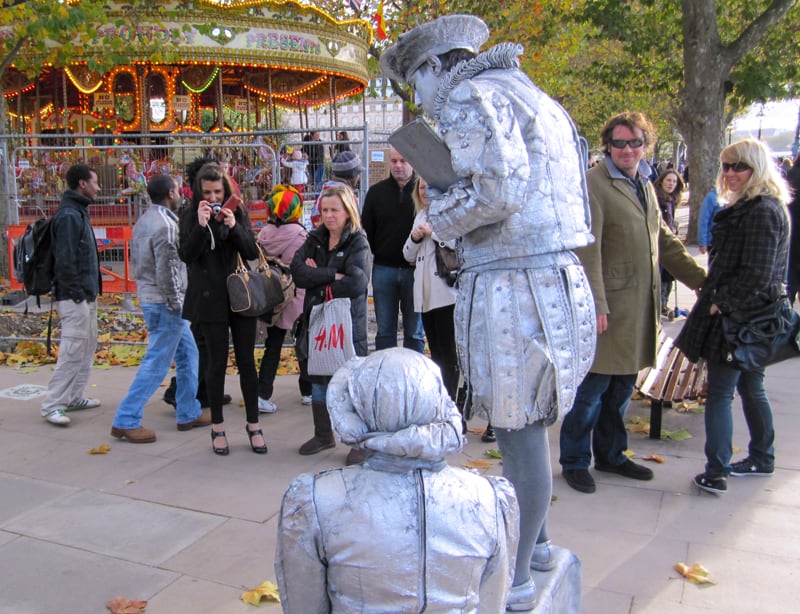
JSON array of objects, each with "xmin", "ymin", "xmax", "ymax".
[
  {"xmin": 246, "ymin": 426, "xmax": 268, "ymax": 454},
  {"xmin": 211, "ymin": 429, "xmax": 229, "ymax": 456}
]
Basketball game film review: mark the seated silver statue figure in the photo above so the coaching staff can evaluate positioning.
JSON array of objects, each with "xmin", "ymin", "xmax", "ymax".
[{"xmin": 275, "ymin": 348, "xmax": 519, "ymax": 613}]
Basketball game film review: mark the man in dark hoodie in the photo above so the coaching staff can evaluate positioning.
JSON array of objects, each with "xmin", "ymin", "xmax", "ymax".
[
  {"xmin": 40, "ymin": 164, "xmax": 102, "ymax": 426},
  {"xmin": 361, "ymin": 147, "xmax": 424, "ymax": 352}
]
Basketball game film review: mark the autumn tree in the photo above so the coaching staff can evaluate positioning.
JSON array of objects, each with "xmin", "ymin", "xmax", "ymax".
[
  {"xmin": 579, "ymin": 0, "xmax": 799, "ymax": 241},
  {"xmin": 362, "ymin": 0, "xmax": 799, "ymax": 242}
]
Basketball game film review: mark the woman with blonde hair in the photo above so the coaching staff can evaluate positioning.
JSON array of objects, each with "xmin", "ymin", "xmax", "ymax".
[
  {"xmin": 290, "ymin": 184, "xmax": 371, "ymax": 464},
  {"xmin": 677, "ymin": 139, "xmax": 791, "ymax": 494}
]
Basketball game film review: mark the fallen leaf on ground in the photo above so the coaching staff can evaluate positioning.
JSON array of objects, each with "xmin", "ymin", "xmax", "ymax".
[
  {"xmin": 468, "ymin": 426, "xmax": 486, "ymax": 436},
  {"xmin": 663, "ymin": 428, "xmax": 692, "ymax": 441},
  {"xmin": 674, "ymin": 562, "xmax": 715, "ymax": 585},
  {"xmin": 106, "ymin": 596, "xmax": 147, "ymax": 613},
  {"xmin": 623, "ymin": 449, "xmax": 636, "ymax": 458},
  {"xmin": 89, "ymin": 444, "xmax": 111, "ymax": 454},
  {"xmin": 626, "ymin": 416, "xmax": 650, "ymax": 434},
  {"xmin": 643, "ymin": 454, "xmax": 665, "ymax": 463},
  {"xmin": 241, "ymin": 579, "xmax": 281, "ymax": 606},
  {"xmin": 676, "ymin": 400, "xmax": 705, "ymax": 413},
  {"xmin": 463, "ymin": 459, "xmax": 492, "ymax": 470},
  {"xmin": 485, "ymin": 449, "xmax": 502, "ymax": 459}
]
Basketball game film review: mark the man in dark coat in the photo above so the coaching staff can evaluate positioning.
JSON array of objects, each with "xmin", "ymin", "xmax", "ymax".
[
  {"xmin": 361, "ymin": 148, "xmax": 424, "ymax": 353},
  {"xmin": 40, "ymin": 164, "xmax": 103, "ymax": 426}
]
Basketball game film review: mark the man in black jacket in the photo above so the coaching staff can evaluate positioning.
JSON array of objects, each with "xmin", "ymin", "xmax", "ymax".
[
  {"xmin": 361, "ymin": 148, "xmax": 424, "ymax": 352},
  {"xmin": 40, "ymin": 164, "xmax": 102, "ymax": 426}
]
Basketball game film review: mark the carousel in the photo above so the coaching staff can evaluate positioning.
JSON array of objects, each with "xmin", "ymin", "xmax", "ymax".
[
  {"xmin": 3, "ymin": 0, "xmax": 372, "ymax": 222},
  {"xmin": 3, "ymin": 0, "xmax": 372, "ymax": 136},
  {"xmin": 4, "ymin": 1, "xmax": 374, "ymax": 293}
]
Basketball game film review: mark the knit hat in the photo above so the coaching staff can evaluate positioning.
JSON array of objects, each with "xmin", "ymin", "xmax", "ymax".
[
  {"xmin": 268, "ymin": 185, "xmax": 303, "ymax": 223},
  {"xmin": 330, "ymin": 151, "xmax": 364, "ymax": 179}
]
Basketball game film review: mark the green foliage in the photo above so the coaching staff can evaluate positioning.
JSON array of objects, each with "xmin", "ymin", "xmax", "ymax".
[{"xmin": 0, "ymin": 0, "xmax": 188, "ymax": 79}]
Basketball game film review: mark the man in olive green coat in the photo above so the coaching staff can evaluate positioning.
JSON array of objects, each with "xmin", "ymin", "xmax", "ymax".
[{"xmin": 559, "ymin": 112, "xmax": 706, "ymax": 494}]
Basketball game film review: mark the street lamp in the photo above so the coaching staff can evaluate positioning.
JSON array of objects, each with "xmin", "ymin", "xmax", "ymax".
[{"xmin": 757, "ymin": 103, "xmax": 765, "ymax": 141}]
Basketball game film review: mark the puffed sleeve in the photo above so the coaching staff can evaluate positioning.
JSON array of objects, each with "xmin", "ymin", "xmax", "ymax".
[
  {"xmin": 428, "ymin": 81, "xmax": 530, "ymax": 241},
  {"xmin": 477, "ymin": 475, "xmax": 519, "ymax": 614},
  {"xmin": 275, "ymin": 474, "xmax": 331, "ymax": 614}
]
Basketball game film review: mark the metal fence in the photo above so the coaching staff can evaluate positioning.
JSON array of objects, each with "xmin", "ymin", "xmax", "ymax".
[{"xmin": 1, "ymin": 126, "xmax": 389, "ymax": 281}]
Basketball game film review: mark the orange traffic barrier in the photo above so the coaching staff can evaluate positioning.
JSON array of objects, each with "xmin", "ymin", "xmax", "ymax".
[{"xmin": 7, "ymin": 224, "xmax": 136, "ymax": 294}]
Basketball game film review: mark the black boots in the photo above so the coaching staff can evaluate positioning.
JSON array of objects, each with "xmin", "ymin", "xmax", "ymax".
[{"xmin": 298, "ymin": 401, "xmax": 336, "ymax": 455}]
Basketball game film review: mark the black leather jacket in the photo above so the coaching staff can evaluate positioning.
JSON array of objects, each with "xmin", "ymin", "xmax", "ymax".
[{"xmin": 52, "ymin": 190, "xmax": 101, "ymax": 302}]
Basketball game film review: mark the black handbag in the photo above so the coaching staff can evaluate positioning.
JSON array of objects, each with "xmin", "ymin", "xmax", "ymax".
[
  {"xmin": 434, "ymin": 241, "xmax": 459, "ymax": 287},
  {"xmin": 227, "ymin": 246, "xmax": 284, "ymax": 317},
  {"xmin": 721, "ymin": 297, "xmax": 800, "ymax": 371}
]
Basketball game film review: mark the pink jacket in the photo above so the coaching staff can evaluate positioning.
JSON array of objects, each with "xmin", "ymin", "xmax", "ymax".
[{"xmin": 257, "ymin": 222, "xmax": 308, "ymax": 330}]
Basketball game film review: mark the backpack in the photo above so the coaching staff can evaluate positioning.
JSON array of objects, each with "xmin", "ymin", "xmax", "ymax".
[
  {"xmin": 13, "ymin": 217, "xmax": 55, "ymax": 301},
  {"xmin": 12, "ymin": 216, "xmax": 57, "ymax": 354}
]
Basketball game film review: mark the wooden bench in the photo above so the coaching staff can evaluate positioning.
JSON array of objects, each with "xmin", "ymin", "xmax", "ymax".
[{"xmin": 635, "ymin": 332, "xmax": 706, "ymax": 439}]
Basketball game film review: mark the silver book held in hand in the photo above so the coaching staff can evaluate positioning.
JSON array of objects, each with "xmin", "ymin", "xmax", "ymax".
[{"xmin": 388, "ymin": 118, "xmax": 459, "ymax": 191}]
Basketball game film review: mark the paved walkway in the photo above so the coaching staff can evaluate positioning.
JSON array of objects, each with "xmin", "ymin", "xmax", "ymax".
[{"xmin": 1, "ymin": 247, "xmax": 799, "ymax": 613}]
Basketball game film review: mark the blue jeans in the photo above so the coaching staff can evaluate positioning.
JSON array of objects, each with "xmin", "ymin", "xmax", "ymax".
[
  {"xmin": 113, "ymin": 303, "xmax": 201, "ymax": 429},
  {"xmin": 559, "ymin": 372, "xmax": 637, "ymax": 470},
  {"xmin": 313, "ymin": 165, "xmax": 325, "ymax": 190},
  {"xmin": 371, "ymin": 264, "xmax": 424, "ymax": 352},
  {"xmin": 703, "ymin": 360, "xmax": 775, "ymax": 477}
]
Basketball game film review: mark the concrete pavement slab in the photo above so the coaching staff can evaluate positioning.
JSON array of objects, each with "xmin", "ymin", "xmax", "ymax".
[
  {"xmin": 0, "ymin": 473, "xmax": 76, "ymax": 524},
  {"xmin": 0, "ymin": 537, "xmax": 179, "ymax": 613},
  {"xmin": 3, "ymin": 490, "xmax": 225, "ymax": 565}
]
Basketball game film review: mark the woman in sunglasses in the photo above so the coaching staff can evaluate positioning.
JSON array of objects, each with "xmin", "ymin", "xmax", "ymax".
[{"xmin": 677, "ymin": 138, "xmax": 791, "ymax": 495}]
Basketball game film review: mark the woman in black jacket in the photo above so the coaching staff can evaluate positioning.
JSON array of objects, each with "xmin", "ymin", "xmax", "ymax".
[
  {"xmin": 179, "ymin": 163, "xmax": 265, "ymax": 456},
  {"xmin": 291, "ymin": 184, "xmax": 370, "ymax": 464},
  {"xmin": 677, "ymin": 139, "xmax": 791, "ymax": 495}
]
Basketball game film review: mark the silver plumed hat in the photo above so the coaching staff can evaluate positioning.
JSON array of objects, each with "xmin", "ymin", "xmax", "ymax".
[{"xmin": 380, "ymin": 14, "xmax": 490, "ymax": 83}]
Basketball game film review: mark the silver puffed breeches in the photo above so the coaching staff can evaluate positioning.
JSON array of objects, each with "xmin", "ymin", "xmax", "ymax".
[{"xmin": 455, "ymin": 252, "xmax": 596, "ymax": 429}]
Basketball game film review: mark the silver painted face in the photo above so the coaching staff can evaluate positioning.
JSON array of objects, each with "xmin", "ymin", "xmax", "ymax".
[{"xmin": 409, "ymin": 62, "xmax": 439, "ymax": 116}]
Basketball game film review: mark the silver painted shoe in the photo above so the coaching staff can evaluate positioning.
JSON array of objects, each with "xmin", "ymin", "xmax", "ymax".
[
  {"xmin": 530, "ymin": 539, "xmax": 556, "ymax": 572},
  {"xmin": 506, "ymin": 577, "xmax": 536, "ymax": 611}
]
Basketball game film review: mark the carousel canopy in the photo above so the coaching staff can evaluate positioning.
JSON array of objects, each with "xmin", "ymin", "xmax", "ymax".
[{"xmin": 3, "ymin": 0, "xmax": 372, "ymax": 108}]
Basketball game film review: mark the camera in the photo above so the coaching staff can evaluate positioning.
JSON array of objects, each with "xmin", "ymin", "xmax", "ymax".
[{"xmin": 210, "ymin": 203, "xmax": 222, "ymax": 216}]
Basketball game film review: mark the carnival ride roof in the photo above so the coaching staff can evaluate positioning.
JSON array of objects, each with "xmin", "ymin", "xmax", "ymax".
[{"xmin": 2, "ymin": 0, "xmax": 372, "ymax": 108}]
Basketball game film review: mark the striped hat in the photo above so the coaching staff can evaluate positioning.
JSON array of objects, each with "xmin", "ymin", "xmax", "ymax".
[{"xmin": 268, "ymin": 185, "xmax": 303, "ymax": 223}]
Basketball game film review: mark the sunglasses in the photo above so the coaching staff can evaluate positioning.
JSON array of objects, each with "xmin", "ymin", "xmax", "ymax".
[
  {"xmin": 721, "ymin": 161, "xmax": 752, "ymax": 173},
  {"xmin": 609, "ymin": 138, "xmax": 644, "ymax": 149}
]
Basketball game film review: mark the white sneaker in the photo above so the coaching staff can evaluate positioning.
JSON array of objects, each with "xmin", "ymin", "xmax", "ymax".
[
  {"xmin": 301, "ymin": 395, "xmax": 312, "ymax": 406},
  {"xmin": 43, "ymin": 409, "xmax": 71, "ymax": 426},
  {"xmin": 506, "ymin": 577, "xmax": 536, "ymax": 611},
  {"xmin": 66, "ymin": 398, "xmax": 101, "ymax": 411},
  {"xmin": 258, "ymin": 397, "xmax": 278, "ymax": 413}
]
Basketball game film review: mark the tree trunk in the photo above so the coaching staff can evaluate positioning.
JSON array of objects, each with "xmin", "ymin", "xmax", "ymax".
[
  {"xmin": 680, "ymin": 0, "xmax": 799, "ymax": 244},
  {"xmin": 679, "ymin": 0, "xmax": 727, "ymax": 245}
]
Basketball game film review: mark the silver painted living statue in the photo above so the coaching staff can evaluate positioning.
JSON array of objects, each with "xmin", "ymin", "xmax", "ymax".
[
  {"xmin": 275, "ymin": 348, "xmax": 519, "ymax": 613},
  {"xmin": 381, "ymin": 14, "xmax": 596, "ymax": 611}
]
